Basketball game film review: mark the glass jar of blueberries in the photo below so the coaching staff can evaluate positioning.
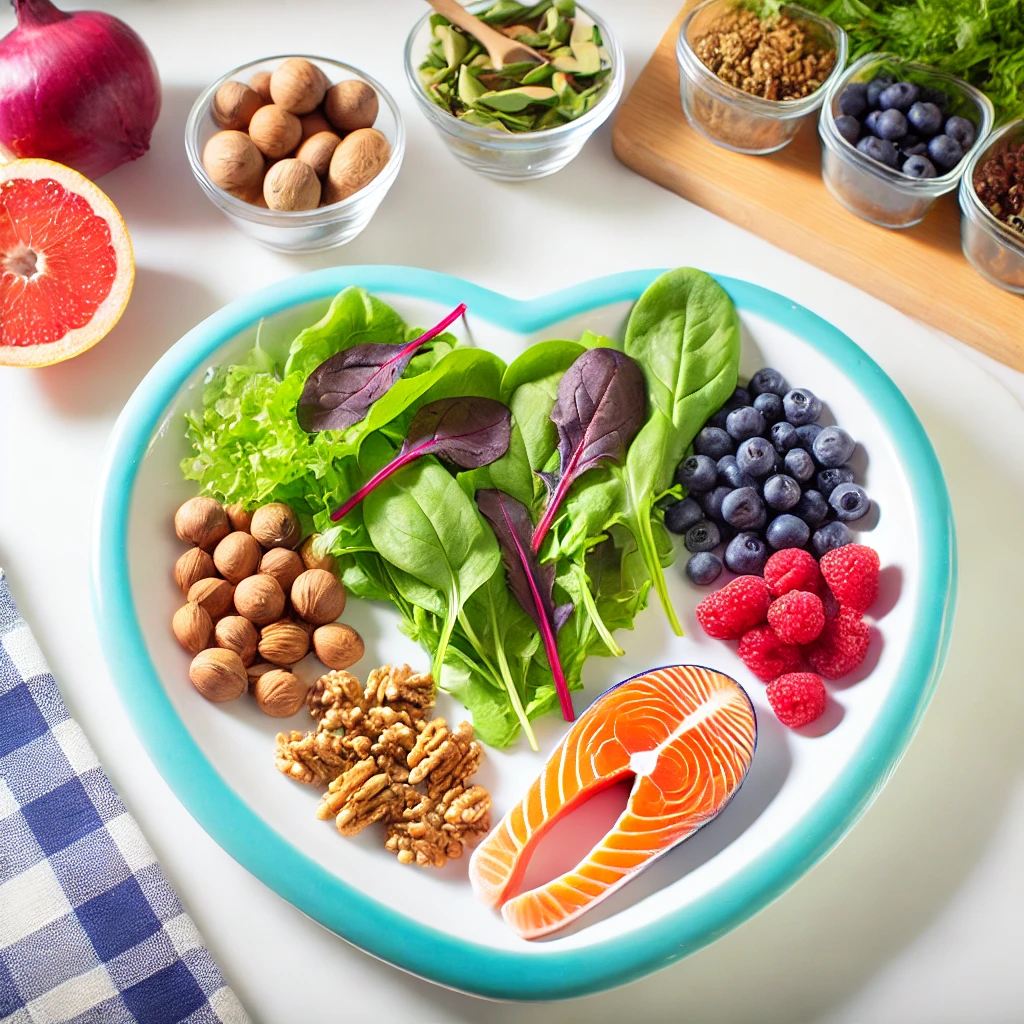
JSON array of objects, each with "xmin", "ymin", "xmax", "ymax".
[
  {"xmin": 818, "ymin": 54, "xmax": 993, "ymax": 229},
  {"xmin": 665, "ymin": 367, "xmax": 871, "ymax": 587}
]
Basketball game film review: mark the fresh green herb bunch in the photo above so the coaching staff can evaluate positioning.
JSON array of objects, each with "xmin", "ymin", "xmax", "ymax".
[
  {"xmin": 417, "ymin": 0, "xmax": 613, "ymax": 133},
  {"xmin": 776, "ymin": 0, "xmax": 1024, "ymax": 122}
]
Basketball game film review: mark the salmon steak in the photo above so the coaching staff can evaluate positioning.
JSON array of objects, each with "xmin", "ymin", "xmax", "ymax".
[{"xmin": 469, "ymin": 665, "xmax": 757, "ymax": 939}]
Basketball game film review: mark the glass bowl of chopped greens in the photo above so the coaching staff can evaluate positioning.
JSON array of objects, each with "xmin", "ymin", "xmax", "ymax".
[
  {"xmin": 958, "ymin": 117, "xmax": 1024, "ymax": 293},
  {"xmin": 676, "ymin": 0, "xmax": 846, "ymax": 155},
  {"xmin": 404, "ymin": 0, "xmax": 623, "ymax": 181},
  {"xmin": 819, "ymin": 54, "xmax": 993, "ymax": 229}
]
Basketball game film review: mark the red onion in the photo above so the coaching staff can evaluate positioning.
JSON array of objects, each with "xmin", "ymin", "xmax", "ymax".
[{"xmin": 0, "ymin": 0, "xmax": 160, "ymax": 179}]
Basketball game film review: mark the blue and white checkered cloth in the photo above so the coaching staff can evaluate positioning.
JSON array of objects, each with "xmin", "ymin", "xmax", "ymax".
[{"xmin": 0, "ymin": 570, "xmax": 249, "ymax": 1024}]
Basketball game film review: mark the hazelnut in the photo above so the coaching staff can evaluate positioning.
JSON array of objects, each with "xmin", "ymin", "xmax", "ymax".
[
  {"xmin": 187, "ymin": 577, "xmax": 236, "ymax": 619},
  {"xmin": 263, "ymin": 158, "xmax": 321, "ymax": 211},
  {"xmin": 174, "ymin": 547, "xmax": 216, "ymax": 593},
  {"xmin": 225, "ymin": 503, "xmax": 252, "ymax": 532},
  {"xmin": 295, "ymin": 131, "xmax": 342, "ymax": 178},
  {"xmin": 324, "ymin": 79, "xmax": 379, "ymax": 133},
  {"xmin": 246, "ymin": 660, "xmax": 276, "ymax": 690},
  {"xmin": 251, "ymin": 503, "xmax": 301, "ymax": 549},
  {"xmin": 258, "ymin": 619, "xmax": 310, "ymax": 666},
  {"xmin": 254, "ymin": 669, "xmax": 308, "ymax": 717},
  {"xmin": 312, "ymin": 623, "xmax": 363, "ymax": 670},
  {"xmin": 211, "ymin": 80, "xmax": 263, "ymax": 131},
  {"xmin": 248, "ymin": 70, "xmax": 273, "ymax": 101},
  {"xmin": 213, "ymin": 531, "xmax": 262, "ymax": 584},
  {"xmin": 299, "ymin": 533, "xmax": 336, "ymax": 573},
  {"xmin": 174, "ymin": 496, "xmax": 230, "ymax": 551},
  {"xmin": 214, "ymin": 615, "xmax": 259, "ymax": 666},
  {"xmin": 189, "ymin": 648, "xmax": 246, "ymax": 702},
  {"xmin": 260, "ymin": 547, "xmax": 304, "ymax": 593},
  {"xmin": 248, "ymin": 104, "xmax": 302, "ymax": 159},
  {"xmin": 270, "ymin": 58, "xmax": 329, "ymax": 115},
  {"xmin": 323, "ymin": 128, "xmax": 390, "ymax": 205},
  {"xmin": 202, "ymin": 130, "xmax": 265, "ymax": 201},
  {"xmin": 300, "ymin": 109, "xmax": 332, "ymax": 139},
  {"xmin": 172, "ymin": 602, "xmax": 213, "ymax": 655},
  {"xmin": 234, "ymin": 573, "xmax": 285, "ymax": 625},
  {"xmin": 291, "ymin": 569, "xmax": 346, "ymax": 625}
]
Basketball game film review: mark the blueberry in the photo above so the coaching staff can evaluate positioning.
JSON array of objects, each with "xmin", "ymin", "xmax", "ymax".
[
  {"xmin": 664, "ymin": 496, "xmax": 704, "ymax": 535},
  {"xmin": 812, "ymin": 425, "xmax": 856, "ymax": 468},
  {"xmin": 766, "ymin": 514, "xmax": 810, "ymax": 550},
  {"xmin": 902, "ymin": 155, "xmax": 936, "ymax": 178},
  {"xmin": 866, "ymin": 74, "xmax": 894, "ymax": 108},
  {"xmin": 721, "ymin": 486, "xmax": 767, "ymax": 530},
  {"xmin": 731, "ymin": 386, "xmax": 751, "ymax": 407},
  {"xmin": 797, "ymin": 423, "xmax": 824, "ymax": 453},
  {"xmin": 812, "ymin": 520, "xmax": 853, "ymax": 556},
  {"xmin": 783, "ymin": 388, "xmax": 823, "ymax": 426},
  {"xmin": 763, "ymin": 474, "xmax": 801, "ymax": 511},
  {"xmin": 748, "ymin": 367, "xmax": 790, "ymax": 398},
  {"xmin": 707, "ymin": 407, "xmax": 730, "ymax": 430},
  {"xmin": 902, "ymin": 142, "xmax": 929, "ymax": 158},
  {"xmin": 686, "ymin": 551, "xmax": 723, "ymax": 586},
  {"xmin": 816, "ymin": 465, "xmax": 854, "ymax": 497},
  {"xmin": 693, "ymin": 426, "xmax": 734, "ymax": 460},
  {"xmin": 676, "ymin": 454, "xmax": 718, "ymax": 493},
  {"xmin": 879, "ymin": 81, "xmax": 920, "ymax": 112},
  {"xmin": 771, "ymin": 421, "xmax": 800, "ymax": 454},
  {"xmin": 928, "ymin": 134, "xmax": 963, "ymax": 171},
  {"xmin": 725, "ymin": 532, "xmax": 768, "ymax": 575},
  {"xmin": 907, "ymin": 101, "xmax": 943, "ymax": 137},
  {"xmin": 725, "ymin": 405, "xmax": 766, "ymax": 442},
  {"xmin": 876, "ymin": 108, "xmax": 908, "ymax": 141},
  {"xmin": 835, "ymin": 114, "xmax": 861, "ymax": 146},
  {"xmin": 838, "ymin": 82, "xmax": 868, "ymax": 118},
  {"xmin": 920, "ymin": 86, "xmax": 949, "ymax": 110},
  {"xmin": 864, "ymin": 109, "xmax": 883, "ymax": 136},
  {"xmin": 794, "ymin": 488, "xmax": 829, "ymax": 528},
  {"xmin": 736, "ymin": 436, "xmax": 776, "ymax": 478},
  {"xmin": 753, "ymin": 392, "xmax": 783, "ymax": 423},
  {"xmin": 829, "ymin": 482, "xmax": 871, "ymax": 521},
  {"xmin": 900, "ymin": 132, "xmax": 921, "ymax": 150},
  {"xmin": 701, "ymin": 485, "xmax": 731, "ymax": 522},
  {"xmin": 945, "ymin": 115, "xmax": 976, "ymax": 150},
  {"xmin": 717, "ymin": 454, "xmax": 755, "ymax": 490},
  {"xmin": 857, "ymin": 135, "xmax": 900, "ymax": 168},
  {"xmin": 784, "ymin": 447, "xmax": 815, "ymax": 483},
  {"xmin": 684, "ymin": 519, "xmax": 721, "ymax": 553}
]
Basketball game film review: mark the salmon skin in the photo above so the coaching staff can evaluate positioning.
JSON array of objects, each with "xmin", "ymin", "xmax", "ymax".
[{"xmin": 469, "ymin": 665, "xmax": 757, "ymax": 940}]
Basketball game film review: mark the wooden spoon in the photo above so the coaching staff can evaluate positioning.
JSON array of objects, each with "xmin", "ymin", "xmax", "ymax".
[{"xmin": 426, "ymin": 0, "xmax": 546, "ymax": 70}]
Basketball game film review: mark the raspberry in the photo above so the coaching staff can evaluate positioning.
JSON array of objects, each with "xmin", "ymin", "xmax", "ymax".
[
  {"xmin": 738, "ymin": 625, "xmax": 803, "ymax": 682},
  {"xmin": 695, "ymin": 576, "xmax": 771, "ymax": 640},
  {"xmin": 805, "ymin": 607, "xmax": 871, "ymax": 679},
  {"xmin": 763, "ymin": 548, "xmax": 820, "ymax": 597},
  {"xmin": 767, "ymin": 672, "xmax": 827, "ymax": 728},
  {"xmin": 768, "ymin": 591, "xmax": 825, "ymax": 645},
  {"xmin": 819, "ymin": 543, "xmax": 880, "ymax": 613}
]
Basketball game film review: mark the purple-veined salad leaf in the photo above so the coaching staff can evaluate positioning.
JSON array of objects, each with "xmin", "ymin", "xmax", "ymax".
[
  {"xmin": 297, "ymin": 302, "xmax": 466, "ymax": 433},
  {"xmin": 331, "ymin": 396, "xmax": 512, "ymax": 521},
  {"xmin": 531, "ymin": 347, "xmax": 646, "ymax": 552},
  {"xmin": 475, "ymin": 488, "xmax": 575, "ymax": 722}
]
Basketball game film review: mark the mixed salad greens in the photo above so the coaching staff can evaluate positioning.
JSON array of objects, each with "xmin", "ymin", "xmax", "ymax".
[{"xmin": 181, "ymin": 269, "xmax": 740, "ymax": 748}]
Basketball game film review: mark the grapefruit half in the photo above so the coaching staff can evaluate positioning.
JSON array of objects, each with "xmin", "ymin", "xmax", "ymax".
[{"xmin": 0, "ymin": 159, "xmax": 134, "ymax": 368}]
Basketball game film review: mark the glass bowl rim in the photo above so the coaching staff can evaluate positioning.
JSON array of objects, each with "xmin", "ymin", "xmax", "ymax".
[
  {"xmin": 957, "ymin": 115, "xmax": 1024, "ymax": 253},
  {"xmin": 402, "ymin": 0, "xmax": 625, "ymax": 144},
  {"xmin": 184, "ymin": 54, "xmax": 406, "ymax": 223}
]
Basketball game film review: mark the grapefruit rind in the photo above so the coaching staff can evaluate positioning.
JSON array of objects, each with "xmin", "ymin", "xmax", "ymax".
[{"xmin": 0, "ymin": 159, "xmax": 134, "ymax": 368}]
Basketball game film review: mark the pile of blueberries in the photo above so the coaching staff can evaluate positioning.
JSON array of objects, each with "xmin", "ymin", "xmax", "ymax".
[
  {"xmin": 834, "ymin": 74, "xmax": 976, "ymax": 180},
  {"xmin": 666, "ymin": 367, "xmax": 871, "ymax": 586}
]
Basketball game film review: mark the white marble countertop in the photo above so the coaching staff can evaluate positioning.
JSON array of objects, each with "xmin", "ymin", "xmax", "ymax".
[{"xmin": 1, "ymin": 2, "xmax": 1022, "ymax": 1021}]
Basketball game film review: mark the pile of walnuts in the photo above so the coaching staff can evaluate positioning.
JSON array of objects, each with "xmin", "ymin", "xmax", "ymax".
[
  {"xmin": 171, "ymin": 496, "xmax": 364, "ymax": 717},
  {"xmin": 276, "ymin": 665, "xmax": 492, "ymax": 868}
]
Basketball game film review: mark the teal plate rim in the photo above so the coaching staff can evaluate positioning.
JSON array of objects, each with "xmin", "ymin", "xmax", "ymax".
[{"xmin": 91, "ymin": 266, "xmax": 957, "ymax": 1001}]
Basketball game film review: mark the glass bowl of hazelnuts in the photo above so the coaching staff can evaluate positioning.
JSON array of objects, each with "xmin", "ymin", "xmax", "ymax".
[{"xmin": 185, "ymin": 55, "xmax": 405, "ymax": 253}]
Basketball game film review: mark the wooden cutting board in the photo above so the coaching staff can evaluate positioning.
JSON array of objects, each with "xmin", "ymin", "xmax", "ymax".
[{"xmin": 611, "ymin": 5, "xmax": 1024, "ymax": 373}]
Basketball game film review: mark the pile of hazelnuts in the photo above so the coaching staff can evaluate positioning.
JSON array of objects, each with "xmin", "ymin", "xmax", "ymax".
[
  {"xmin": 172, "ymin": 496, "xmax": 364, "ymax": 718},
  {"xmin": 201, "ymin": 57, "xmax": 390, "ymax": 212}
]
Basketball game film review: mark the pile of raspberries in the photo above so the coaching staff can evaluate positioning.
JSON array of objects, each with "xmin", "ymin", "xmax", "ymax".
[{"xmin": 695, "ymin": 544, "xmax": 880, "ymax": 729}]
